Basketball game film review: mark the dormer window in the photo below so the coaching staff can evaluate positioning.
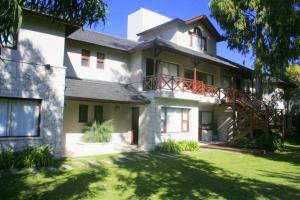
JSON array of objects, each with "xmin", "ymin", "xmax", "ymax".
[{"xmin": 189, "ymin": 27, "xmax": 207, "ymax": 51}]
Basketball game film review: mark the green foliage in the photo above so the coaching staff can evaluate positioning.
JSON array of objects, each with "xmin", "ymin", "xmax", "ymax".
[
  {"xmin": 231, "ymin": 137, "xmax": 250, "ymax": 148},
  {"xmin": 0, "ymin": 149, "xmax": 15, "ymax": 169},
  {"xmin": 16, "ymin": 146, "xmax": 53, "ymax": 168},
  {"xmin": 209, "ymin": 0, "xmax": 300, "ymax": 76},
  {"xmin": 0, "ymin": 146, "xmax": 53, "ymax": 169},
  {"xmin": 82, "ymin": 120, "xmax": 113, "ymax": 143},
  {"xmin": 231, "ymin": 131, "xmax": 283, "ymax": 152},
  {"xmin": 156, "ymin": 140, "xmax": 200, "ymax": 153},
  {"xmin": 0, "ymin": 0, "xmax": 108, "ymax": 47}
]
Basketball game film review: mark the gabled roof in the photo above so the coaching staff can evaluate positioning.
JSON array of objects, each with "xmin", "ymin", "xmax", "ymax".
[
  {"xmin": 65, "ymin": 78, "xmax": 150, "ymax": 104},
  {"xmin": 130, "ymin": 37, "xmax": 251, "ymax": 72},
  {"xmin": 137, "ymin": 15, "xmax": 223, "ymax": 42},
  {"xmin": 68, "ymin": 29, "xmax": 138, "ymax": 51}
]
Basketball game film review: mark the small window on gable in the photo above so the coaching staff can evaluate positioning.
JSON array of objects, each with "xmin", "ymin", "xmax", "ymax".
[
  {"xmin": 189, "ymin": 27, "xmax": 207, "ymax": 51},
  {"xmin": 81, "ymin": 49, "xmax": 90, "ymax": 67},
  {"xmin": 96, "ymin": 52, "xmax": 105, "ymax": 69},
  {"xmin": 0, "ymin": 33, "xmax": 18, "ymax": 49}
]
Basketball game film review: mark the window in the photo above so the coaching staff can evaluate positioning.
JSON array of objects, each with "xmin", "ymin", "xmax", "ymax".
[
  {"xmin": 0, "ymin": 98, "xmax": 41, "ymax": 137},
  {"xmin": 199, "ymin": 111, "xmax": 213, "ymax": 130},
  {"xmin": 79, "ymin": 105, "xmax": 88, "ymax": 123},
  {"xmin": 184, "ymin": 69, "xmax": 214, "ymax": 85},
  {"xmin": 159, "ymin": 61, "xmax": 179, "ymax": 77},
  {"xmin": 223, "ymin": 75, "xmax": 232, "ymax": 89},
  {"xmin": 161, "ymin": 107, "xmax": 190, "ymax": 133},
  {"xmin": 0, "ymin": 33, "xmax": 18, "ymax": 49},
  {"xmin": 96, "ymin": 52, "xmax": 105, "ymax": 69},
  {"xmin": 146, "ymin": 58, "xmax": 155, "ymax": 76},
  {"xmin": 94, "ymin": 105, "xmax": 103, "ymax": 123},
  {"xmin": 189, "ymin": 27, "xmax": 207, "ymax": 51},
  {"xmin": 81, "ymin": 49, "xmax": 90, "ymax": 67}
]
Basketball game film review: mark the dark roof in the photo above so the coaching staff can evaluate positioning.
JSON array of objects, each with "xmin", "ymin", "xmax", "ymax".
[
  {"xmin": 137, "ymin": 15, "xmax": 223, "ymax": 42},
  {"xmin": 65, "ymin": 78, "xmax": 150, "ymax": 104},
  {"xmin": 68, "ymin": 29, "xmax": 138, "ymax": 51},
  {"xmin": 130, "ymin": 37, "xmax": 251, "ymax": 72}
]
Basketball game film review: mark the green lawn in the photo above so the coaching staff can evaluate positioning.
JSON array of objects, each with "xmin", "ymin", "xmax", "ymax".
[{"xmin": 1, "ymin": 138, "xmax": 300, "ymax": 200}]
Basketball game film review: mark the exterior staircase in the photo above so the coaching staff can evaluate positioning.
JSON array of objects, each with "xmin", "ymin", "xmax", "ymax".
[{"xmin": 219, "ymin": 88, "xmax": 284, "ymax": 143}]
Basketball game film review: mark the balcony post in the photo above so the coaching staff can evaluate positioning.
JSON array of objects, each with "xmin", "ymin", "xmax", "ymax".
[{"xmin": 193, "ymin": 63, "xmax": 197, "ymax": 92}]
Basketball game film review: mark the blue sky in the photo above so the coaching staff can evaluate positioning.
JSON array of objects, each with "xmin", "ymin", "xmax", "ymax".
[{"xmin": 90, "ymin": 0, "xmax": 254, "ymax": 69}]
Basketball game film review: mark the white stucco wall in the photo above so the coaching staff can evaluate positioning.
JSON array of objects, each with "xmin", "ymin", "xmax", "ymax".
[
  {"xmin": 64, "ymin": 40, "xmax": 131, "ymax": 83},
  {"xmin": 1, "ymin": 13, "xmax": 66, "ymax": 67},
  {"xmin": 0, "ymin": 13, "xmax": 67, "ymax": 157},
  {"xmin": 127, "ymin": 8, "xmax": 171, "ymax": 41}
]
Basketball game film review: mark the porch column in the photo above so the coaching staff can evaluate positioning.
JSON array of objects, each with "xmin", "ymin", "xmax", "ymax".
[{"xmin": 193, "ymin": 61, "xmax": 197, "ymax": 92}]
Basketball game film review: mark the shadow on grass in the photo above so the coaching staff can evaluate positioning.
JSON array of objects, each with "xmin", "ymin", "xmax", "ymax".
[
  {"xmin": 256, "ymin": 135, "xmax": 300, "ymax": 166},
  {"xmin": 0, "ymin": 159, "xmax": 109, "ymax": 200},
  {"xmin": 114, "ymin": 152, "xmax": 300, "ymax": 200}
]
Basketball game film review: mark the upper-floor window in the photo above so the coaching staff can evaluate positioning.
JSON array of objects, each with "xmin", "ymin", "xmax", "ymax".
[
  {"xmin": 81, "ymin": 49, "xmax": 90, "ymax": 67},
  {"xmin": 184, "ymin": 69, "xmax": 214, "ymax": 85},
  {"xmin": 0, "ymin": 33, "xmax": 18, "ymax": 49},
  {"xmin": 189, "ymin": 27, "xmax": 207, "ymax": 51},
  {"xmin": 96, "ymin": 52, "xmax": 105, "ymax": 69}
]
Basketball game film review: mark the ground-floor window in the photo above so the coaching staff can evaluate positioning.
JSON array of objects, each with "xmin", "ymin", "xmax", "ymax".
[
  {"xmin": 0, "ymin": 98, "xmax": 41, "ymax": 137},
  {"xmin": 94, "ymin": 105, "xmax": 103, "ymax": 123},
  {"xmin": 79, "ymin": 104, "xmax": 88, "ymax": 123},
  {"xmin": 161, "ymin": 107, "xmax": 190, "ymax": 133}
]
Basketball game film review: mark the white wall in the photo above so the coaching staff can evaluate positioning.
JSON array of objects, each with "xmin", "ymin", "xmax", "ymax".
[
  {"xmin": 63, "ymin": 100, "xmax": 133, "ymax": 144},
  {"xmin": 1, "ymin": 13, "xmax": 66, "ymax": 67},
  {"xmin": 127, "ymin": 8, "xmax": 171, "ymax": 41},
  {"xmin": 64, "ymin": 40, "xmax": 131, "ymax": 83}
]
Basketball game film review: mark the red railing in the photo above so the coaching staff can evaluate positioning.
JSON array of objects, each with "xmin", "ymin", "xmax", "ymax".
[{"xmin": 143, "ymin": 74, "xmax": 219, "ymax": 97}]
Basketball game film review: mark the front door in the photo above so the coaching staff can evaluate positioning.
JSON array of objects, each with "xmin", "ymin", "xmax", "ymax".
[{"xmin": 131, "ymin": 107, "xmax": 139, "ymax": 145}]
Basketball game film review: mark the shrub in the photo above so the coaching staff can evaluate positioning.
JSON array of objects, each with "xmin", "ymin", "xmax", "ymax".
[
  {"xmin": 231, "ymin": 137, "xmax": 250, "ymax": 148},
  {"xmin": 16, "ymin": 146, "xmax": 53, "ymax": 168},
  {"xmin": 82, "ymin": 120, "xmax": 113, "ymax": 143},
  {"xmin": 231, "ymin": 130, "xmax": 283, "ymax": 152},
  {"xmin": 156, "ymin": 140, "xmax": 181, "ymax": 153},
  {"xmin": 156, "ymin": 140, "xmax": 200, "ymax": 153},
  {"xmin": 0, "ymin": 149, "xmax": 15, "ymax": 169},
  {"xmin": 0, "ymin": 146, "xmax": 53, "ymax": 169},
  {"xmin": 178, "ymin": 140, "xmax": 200, "ymax": 151}
]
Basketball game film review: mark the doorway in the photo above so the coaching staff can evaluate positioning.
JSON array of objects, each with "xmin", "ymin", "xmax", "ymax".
[{"xmin": 131, "ymin": 107, "xmax": 139, "ymax": 145}]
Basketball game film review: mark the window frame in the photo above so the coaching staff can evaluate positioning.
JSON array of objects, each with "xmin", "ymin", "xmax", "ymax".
[
  {"xmin": 159, "ymin": 60, "xmax": 180, "ymax": 77},
  {"xmin": 184, "ymin": 68, "xmax": 214, "ymax": 85},
  {"xmin": 81, "ymin": 49, "xmax": 90, "ymax": 67},
  {"xmin": 96, "ymin": 52, "xmax": 105, "ymax": 69},
  {"xmin": 189, "ymin": 27, "xmax": 207, "ymax": 51},
  {"xmin": 0, "ymin": 97, "xmax": 41, "ymax": 138},
  {"xmin": 161, "ymin": 107, "xmax": 190, "ymax": 133},
  {"xmin": 79, "ymin": 104, "xmax": 88, "ymax": 123},
  {"xmin": 94, "ymin": 105, "xmax": 103, "ymax": 123}
]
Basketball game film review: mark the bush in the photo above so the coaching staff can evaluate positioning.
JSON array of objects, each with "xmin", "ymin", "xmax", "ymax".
[
  {"xmin": 0, "ymin": 146, "xmax": 53, "ymax": 169},
  {"xmin": 156, "ymin": 140, "xmax": 200, "ymax": 153},
  {"xmin": 178, "ymin": 140, "xmax": 200, "ymax": 151},
  {"xmin": 16, "ymin": 146, "xmax": 53, "ymax": 168},
  {"xmin": 231, "ymin": 130, "xmax": 283, "ymax": 152},
  {"xmin": 0, "ymin": 149, "xmax": 15, "ymax": 169},
  {"xmin": 231, "ymin": 137, "xmax": 250, "ymax": 148},
  {"xmin": 82, "ymin": 120, "xmax": 113, "ymax": 143}
]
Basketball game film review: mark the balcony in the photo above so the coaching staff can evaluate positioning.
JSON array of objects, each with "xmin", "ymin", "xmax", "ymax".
[{"xmin": 143, "ymin": 74, "xmax": 219, "ymax": 97}]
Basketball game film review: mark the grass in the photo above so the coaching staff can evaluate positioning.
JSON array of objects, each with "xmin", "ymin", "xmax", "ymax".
[{"xmin": 0, "ymin": 137, "xmax": 300, "ymax": 200}]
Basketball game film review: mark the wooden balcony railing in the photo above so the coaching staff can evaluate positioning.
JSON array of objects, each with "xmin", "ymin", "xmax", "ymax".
[{"xmin": 143, "ymin": 74, "xmax": 219, "ymax": 97}]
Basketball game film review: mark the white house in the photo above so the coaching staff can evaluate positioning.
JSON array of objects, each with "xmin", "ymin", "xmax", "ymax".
[{"xmin": 0, "ymin": 8, "xmax": 287, "ymax": 157}]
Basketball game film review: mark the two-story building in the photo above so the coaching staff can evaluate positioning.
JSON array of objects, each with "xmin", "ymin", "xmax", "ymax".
[{"xmin": 0, "ymin": 8, "xmax": 286, "ymax": 157}]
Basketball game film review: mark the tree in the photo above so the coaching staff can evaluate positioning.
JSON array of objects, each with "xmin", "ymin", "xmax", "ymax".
[
  {"xmin": 209, "ymin": 0, "xmax": 300, "ymax": 78},
  {"xmin": 0, "ymin": 0, "xmax": 108, "ymax": 47}
]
